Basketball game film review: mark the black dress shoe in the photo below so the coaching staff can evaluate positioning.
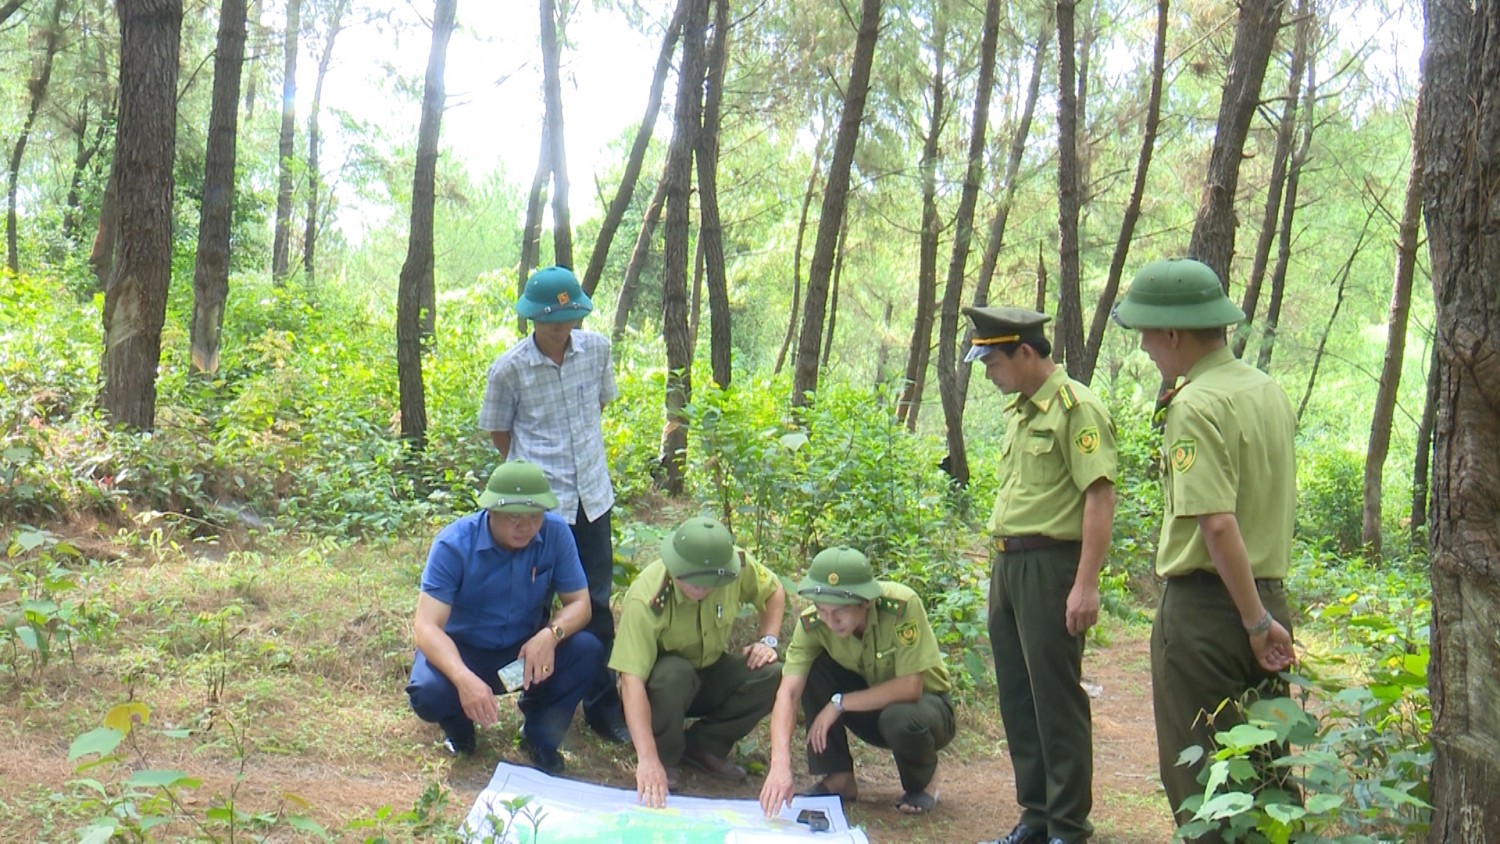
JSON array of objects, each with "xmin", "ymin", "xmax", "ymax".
[
  {"xmin": 520, "ymin": 737, "xmax": 567, "ymax": 775},
  {"xmin": 587, "ymin": 712, "xmax": 632, "ymax": 744},
  {"xmin": 980, "ymin": 823, "xmax": 1048, "ymax": 844}
]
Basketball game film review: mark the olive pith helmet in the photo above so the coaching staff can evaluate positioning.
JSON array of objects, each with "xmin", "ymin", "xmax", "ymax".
[
  {"xmin": 477, "ymin": 460, "xmax": 559, "ymax": 513},
  {"xmin": 1111, "ymin": 258, "xmax": 1246, "ymax": 329},
  {"xmin": 797, "ymin": 546, "xmax": 882, "ymax": 606},
  {"xmin": 961, "ymin": 306, "xmax": 1051, "ymax": 363},
  {"xmin": 515, "ymin": 265, "xmax": 594, "ymax": 323},
  {"xmin": 661, "ymin": 517, "xmax": 739, "ymax": 586}
]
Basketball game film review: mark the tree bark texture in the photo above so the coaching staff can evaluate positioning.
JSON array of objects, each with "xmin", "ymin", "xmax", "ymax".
[
  {"xmin": 791, "ymin": 0, "xmax": 883, "ymax": 407},
  {"xmin": 539, "ymin": 0, "xmax": 573, "ymax": 269},
  {"xmin": 935, "ymin": 0, "xmax": 1001, "ymax": 488},
  {"xmin": 611, "ymin": 171, "xmax": 666, "ymax": 343},
  {"xmin": 303, "ymin": 0, "xmax": 347, "ymax": 284},
  {"xmin": 657, "ymin": 0, "xmax": 708, "ymax": 494},
  {"xmin": 396, "ymin": 0, "xmax": 457, "ymax": 448},
  {"xmin": 99, "ymin": 0, "xmax": 182, "ymax": 430},
  {"xmin": 1411, "ymin": 341, "xmax": 1438, "ymax": 540},
  {"xmin": 1187, "ymin": 0, "xmax": 1285, "ymax": 285},
  {"xmin": 518, "ymin": 128, "xmax": 551, "ymax": 334},
  {"xmin": 270, "ymin": 0, "xmax": 300, "ymax": 283},
  {"xmin": 897, "ymin": 16, "xmax": 947, "ymax": 432},
  {"xmin": 0, "ymin": 0, "xmax": 28, "ymax": 27},
  {"xmin": 1054, "ymin": 0, "xmax": 1086, "ymax": 376},
  {"xmin": 822, "ymin": 207, "xmax": 851, "ymax": 368},
  {"xmin": 774, "ymin": 114, "xmax": 828, "ymax": 376},
  {"xmin": 190, "ymin": 0, "xmax": 248, "ymax": 375},
  {"xmin": 1255, "ymin": 50, "xmax": 1317, "ymax": 374},
  {"xmin": 1079, "ymin": 0, "xmax": 1166, "ymax": 385},
  {"xmin": 581, "ymin": 0, "xmax": 684, "ymax": 297},
  {"xmin": 64, "ymin": 53, "xmax": 114, "ymax": 245},
  {"xmin": 6, "ymin": 0, "xmax": 65, "ymax": 274},
  {"xmin": 697, "ymin": 0, "xmax": 732, "ymax": 389},
  {"xmin": 1421, "ymin": 0, "xmax": 1500, "ymax": 837},
  {"xmin": 1362, "ymin": 93, "xmax": 1425, "ymax": 559}
]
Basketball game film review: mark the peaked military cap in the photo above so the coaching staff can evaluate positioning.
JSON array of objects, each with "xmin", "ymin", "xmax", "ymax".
[{"xmin": 961, "ymin": 306, "xmax": 1052, "ymax": 363}]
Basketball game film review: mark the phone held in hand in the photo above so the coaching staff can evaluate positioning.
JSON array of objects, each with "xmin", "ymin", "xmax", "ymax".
[{"xmin": 497, "ymin": 657, "xmax": 525, "ymax": 693}]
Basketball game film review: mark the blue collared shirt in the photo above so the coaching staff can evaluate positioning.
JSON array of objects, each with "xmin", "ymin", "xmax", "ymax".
[{"xmin": 420, "ymin": 511, "xmax": 588, "ymax": 651}]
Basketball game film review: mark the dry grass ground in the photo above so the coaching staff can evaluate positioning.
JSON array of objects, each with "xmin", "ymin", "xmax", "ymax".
[{"xmin": 0, "ymin": 517, "xmax": 1175, "ymax": 843}]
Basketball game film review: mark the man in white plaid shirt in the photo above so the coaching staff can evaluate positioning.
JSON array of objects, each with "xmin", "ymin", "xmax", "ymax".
[{"xmin": 479, "ymin": 265, "xmax": 631, "ymax": 744}]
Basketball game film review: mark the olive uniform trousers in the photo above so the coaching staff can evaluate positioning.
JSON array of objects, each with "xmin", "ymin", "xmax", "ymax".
[
  {"xmin": 645, "ymin": 653, "xmax": 781, "ymax": 765},
  {"xmin": 800, "ymin": 654, "xmax": 956, "ymax": 795},
  {"xmin": 1152, "ymin": 572, "xmax": 1294, "ymax": 843},
  {"xmin": 988, "ymin": 540, "xmax": 1093, "ymax": 843}
]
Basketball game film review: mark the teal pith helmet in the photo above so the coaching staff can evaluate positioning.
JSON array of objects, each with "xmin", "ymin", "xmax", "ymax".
[
  {"xmin": 1111, "ymin": 258, "xmax": 1246, "ymax": 330},
  {"xmin": 797, "ymin": 546, "xmax": 881, "ymax": 606},
  {"xmin": 661, "ymin": 517, "xmax": 739, "ymax": 586},
  {"xmin": 477, "ymin": 460, "xmax": 559, "ymax": 513},
  {"xmin": 515, "ymin": 265, "xmax": 594, "ymax": 323}
]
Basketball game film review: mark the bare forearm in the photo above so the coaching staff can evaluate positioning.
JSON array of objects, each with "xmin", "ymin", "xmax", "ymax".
[
  {"xmin": 491, "ymin": 430, "xmax": 512, "ymax": 456},
  {"xmin": 759, "ymin": 588, "xmax": 787, "ymax": 639},
  {"xmin": 1200, "ymin": 513, "xmax": 1268, "ymax": 626},
  {"xmin": 840, "ymin": 673, "xmax": 923, "ymax": 712},
  {"xmin": 1076, "ymin": 481, "xmax": 1115, "ymax": 588}
]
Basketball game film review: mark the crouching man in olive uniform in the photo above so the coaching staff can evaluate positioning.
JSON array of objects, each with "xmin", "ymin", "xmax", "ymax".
[
  {"xmin": 759, "ymin": 547, "xmax": 956, "ymax": 818},
  {"xmin": 610, "ymin": 517, "xmax": 787, "ymax": 808}
]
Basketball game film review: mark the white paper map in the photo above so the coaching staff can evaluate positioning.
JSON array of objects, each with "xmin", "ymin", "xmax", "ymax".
[{"xmin": 463, "ymin": 762, "xmax": 870, "ymax": 843}]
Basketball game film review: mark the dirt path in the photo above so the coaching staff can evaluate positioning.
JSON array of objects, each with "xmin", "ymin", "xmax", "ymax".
[{"xmin": 0, "ymin": 622, "xmax": 1173, "ymax": 842}]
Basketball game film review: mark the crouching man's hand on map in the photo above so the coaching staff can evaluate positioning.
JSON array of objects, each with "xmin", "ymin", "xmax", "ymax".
[
  {"xmin": 636, "ymin": 757, "xmax": 672, "ymax": 808},
  {"xmin": 759, "ymin": 763, "xmax": 794, "ymax": 817}
]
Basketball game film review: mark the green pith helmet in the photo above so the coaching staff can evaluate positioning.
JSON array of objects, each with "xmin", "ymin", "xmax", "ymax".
[
  {"xmin": 661, "ymin": 517, "xmax": 739, "ymax": 586},
  {"xmin": 961, "ymin": 306, "xmax": 1052, "ymax": 363},
  {"xmin": 477, "ymin": 460, "xmax": 559, "ymax": 513},
  {"xmin": 515, "ymin": 265, "xmax": 594, "ymax": 323},
  {"xmin": 1111, "ymin": 258, "xmax": 1246, "ymax": 329},
  {"xmin": 797, "ymin": 546, "xmax": 881, "ymax": 606}
]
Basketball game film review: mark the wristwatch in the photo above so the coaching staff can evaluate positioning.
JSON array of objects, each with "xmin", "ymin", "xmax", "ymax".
[
  {"xmin": 830, "ymin": 693, "xmax": 844, "ymax": 713},
  {"xmin": 758, "ymin": 634, "xmax": 779, "ymax": 649},
  {"xmin": 551, "ymin": 623, "xmax": 567, "ymax": 641}
]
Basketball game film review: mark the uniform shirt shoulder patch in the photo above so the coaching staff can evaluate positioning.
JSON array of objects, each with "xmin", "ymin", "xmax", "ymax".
[
  {"xmin": 877, "ymin": 596, "xmax": 907, "ymax": 616},
  {"xmin": 895, "ymin": 620, "xmax": 919, "ymax": 647},
  {"xmin": 1074, "ymin": 425, "xmax": 1100, "ymax": 455},
  {"xmin": 1169, "ymin": 437, "xmax": 1197, "ymax": 473},
  {"xmin": 800, "ymin": 605, "xmax": 823, "ymax": 631},
  {"xmin": 650, "ymin": 574, "xmax": 674, "ymax": 615}
]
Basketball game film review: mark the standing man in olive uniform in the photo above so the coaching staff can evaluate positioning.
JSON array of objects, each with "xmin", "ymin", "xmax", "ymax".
[
  {"xmin": 1113, "ymin": 258, "xmax": 1296, "ymax": 840},
  {"xmin": 759, "ymin": 547, "xmax": 955, "ymax": 819},
  {"xmin": 965, "ymin": 308, "xmax": 1117, "ymax": 844},
  {"xmin": 610, "ymin": 517, "xmax": 786, "ymax": 808}
]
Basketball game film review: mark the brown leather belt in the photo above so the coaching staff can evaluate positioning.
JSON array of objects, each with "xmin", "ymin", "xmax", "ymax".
[{"xmin": 994, "ymin": 534, "xmax": 1075, "ymax": 554}]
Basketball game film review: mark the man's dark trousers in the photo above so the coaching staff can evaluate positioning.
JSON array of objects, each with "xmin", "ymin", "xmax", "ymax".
[
  {"xmin": 989, "ymin": 540, "xmax": 1093, "ymax": 843},
  {"xmin": 571, "ymin": 503, "xmax": 623, "ymax": 721}
]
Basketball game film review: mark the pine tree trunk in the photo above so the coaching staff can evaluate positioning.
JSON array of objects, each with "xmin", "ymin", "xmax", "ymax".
[
  {"xmin": 6, "ymin": 0, "xmax": 65, "ymax": 274},
  {"xmin": 539, "ymin": 0, "xmax": 572, "ymax": 268},
  {"xmin": 1054, "ymin": 0, "xmax": 1086, "ymax": 375},
  {"xmin": 611, "ymin": 172, "xmax": 666, "ymax": 343},
  {"xmin": 1079, "ymin": 0, "xmax": 1166, "ymax": 384},
  {"xmin": 1257, "ymin": 53, "xmax": 1317, "ymax": 373},
  {"xmin": 1362, "ymin": 92, "xmax": 1425, "ymax": 559},
  {"xmin": 697, "ymin": 0, "xmax": 732, "ymax": 389},
  {"xmin": 100, "ymin": 0, "xmax": 182, "ymax": 430},
  {"xmin": 303, "ymin": 0, "xmax": 347, "ymax": 284},
  {"xmin": 657, "ymin": 0, "xmax": 708, "ymax": 494},
  {"xmin": 1411, "ymin": 342, "xmax": 1438, "ymax": 542},
  {"xmin": 935, "ymin": 0, "xmax": 1001, "ymax": 488},
  {"xmin": 581, "ymin": 0, "xmax": 684, "ymax": 297},
  {"xmin": 774, "ymin": 116, "xmax": 828, "ymax": 376},
  {"xmin": 1187, "ymin": 0, "xmax": 1285, "ymax": 284},
  {"xmin": 270, "ymin": 0, "xmax": 301, "ymax": 284},
  {"xmin": 1421, "ymin": 0, "xmax": 1500, "ymax": 831},
  {"xmin": 1232, "ymin": 0, "xmax": 1313, "ymax": 360},
  {"xmin": 190, "ymin": 0, "xmax": 248, "ymax": 375},
  {"xmin": 396, "ymin": 0, "xmax": 457, "ymax": 449},
  {"xmin": 791, "ymin": 0, "xmax": 884, "ymax": 407},
  {"xmin": 518, "ymin": 131, "xmax": 550, "ymax": 334}
]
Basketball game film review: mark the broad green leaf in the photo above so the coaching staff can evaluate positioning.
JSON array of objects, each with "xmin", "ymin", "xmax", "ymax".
[
  {"xmin": 1197, "ymin": 791, "xmax": 1254, "ymax": 820},
  {"xmin": 1175, "ymin": 744, "xmax": 1205, "ymax": 767},
  {"xmin": 126, "ymin": 769, "xmax": 192, "ymax": 788},
  {"xmin": 288, "ymin": 815, "xmax": 332, "ymax": 839},
  {"xmin": 1214, "ymin": 723, "xmax": 1277, "ymax": 751},
  {"xmin": 1377, "ymin": 785, "xmax": 1433, "ymax": 809},
  {"xmin": 1306, "ymin": 793, "xmax": 1345, "ymax": 814},
  {"xmin": 104, "ymin": 702, "xmax": 151, "ymax": 734},
  {"xmin": 778, "ymin": 432, "xmax": 809, "ymax": 452},
  {"xmin": 68, "ymin": 728, "xmax": 124, "ymax": 761},
  {"xmin": 14, "ymin": 528, "xmax": 46, "ymax": 553},
  {"xmin": 15, "ymin": 626, "xmax": 38, "ymax": 651},
  {"xmin": 1203, "ymin": 760, "xmax": 1229, "ymax": 798},
  {"xmin": 78, "ymin": 821, "xmax": 119, "ymax": 844},
  {"xmin": 1266, "ymin": 802, "xmax": 1307, "ymax": 823}
]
